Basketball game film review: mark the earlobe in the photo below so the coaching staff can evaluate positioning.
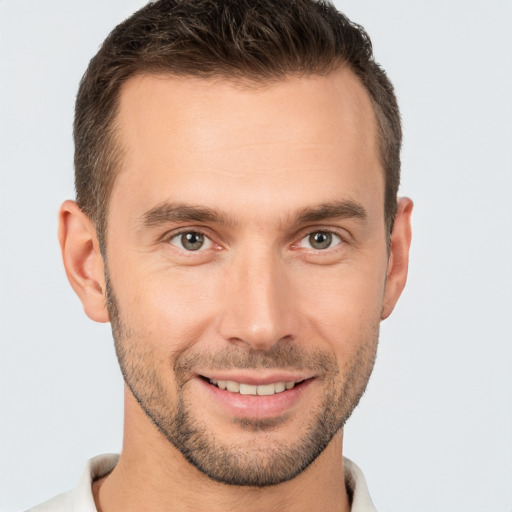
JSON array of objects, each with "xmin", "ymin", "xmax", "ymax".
[
  {"xmin": 381, "ymin": 197, "xmax": 413, "ymax": 320},
  {"xmin": 58, "ymin": 200, "xmax": 110, "ymax": 323}
]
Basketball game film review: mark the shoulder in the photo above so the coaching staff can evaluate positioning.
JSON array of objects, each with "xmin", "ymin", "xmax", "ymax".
[
  {"xmin": 25, "ymin": 491, "xmax": 73, "ymax": 512},
  {"xmin": 25, "ymin": 454, "xmax": 119, "ymax": 512},
  {"xmin": 344, "ymin": 457, "xmax": 379, "ymax": 512}
]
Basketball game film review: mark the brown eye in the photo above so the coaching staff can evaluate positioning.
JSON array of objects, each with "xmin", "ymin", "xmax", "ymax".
[
  {"xmin": 169, "ymin": 231, "xmax": 212, "ymax": 251},
  {"xmin": 299, "ymin": 231, "xmax": 341, "ymax": 250}
]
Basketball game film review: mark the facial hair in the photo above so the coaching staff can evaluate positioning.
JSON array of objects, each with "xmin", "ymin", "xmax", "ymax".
[{"xmin": 106, "ymin": 274, "xmax": 379, "ymax": 487}]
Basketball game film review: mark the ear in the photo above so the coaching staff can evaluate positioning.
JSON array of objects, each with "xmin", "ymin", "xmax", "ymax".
[
  {"xmin": 381, "ymin": 197, "xmax": 413, "ymax": 320},
  {"xmin": 58, "ymin": 200, "xmax": 109, "ymax": 323}
]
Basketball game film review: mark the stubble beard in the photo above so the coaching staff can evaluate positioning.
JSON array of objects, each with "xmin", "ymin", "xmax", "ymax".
[{"xmin": 106, "ymin": 277, "xmax": 379, "ymax": 487}]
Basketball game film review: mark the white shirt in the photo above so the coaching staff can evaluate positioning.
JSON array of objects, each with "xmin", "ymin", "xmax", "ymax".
[{"xmin": 27, "ymin": 454, "xmax": 377, "ymax": 512}]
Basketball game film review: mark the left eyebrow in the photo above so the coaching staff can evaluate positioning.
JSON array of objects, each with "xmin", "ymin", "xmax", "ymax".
[{"xmin": 294, "ymin": 200, "xmax": 368, "ymax": 225}]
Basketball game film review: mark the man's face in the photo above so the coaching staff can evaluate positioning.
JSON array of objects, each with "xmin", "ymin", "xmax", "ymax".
[{"xmin": 105, "ymin": 69, "xmax": 390, "ymax": 486}]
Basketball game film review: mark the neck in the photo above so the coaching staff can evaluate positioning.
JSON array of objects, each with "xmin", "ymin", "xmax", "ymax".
[{"xmin": 93, "ymin": 391, "xmax": 351, "ymax": 512}]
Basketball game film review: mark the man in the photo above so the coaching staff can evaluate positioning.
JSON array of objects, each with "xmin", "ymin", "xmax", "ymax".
[{"xmin": 30, "ymin": 0, "xmax": 412, "ymax": 510}]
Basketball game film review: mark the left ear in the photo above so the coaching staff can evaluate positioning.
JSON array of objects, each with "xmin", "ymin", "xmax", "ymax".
[{"xmin": 381, "ymin": 197, "xmax": 413, "ymax": 320}]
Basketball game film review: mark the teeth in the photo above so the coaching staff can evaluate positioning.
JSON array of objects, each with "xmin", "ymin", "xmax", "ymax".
[
  {"xmin": 275, "ymin": 382, "xmax": 286, "ymax": 393},
  {"xmin": 257, "ymin": 383, "xmax": 276, "ymax": 396},
  {"xmin": 240, "ymin": 383, "xmax": 257, "ymax": 395},
  {"xmin": 209, "ymin": 378, "xmax": 297, "ymax": 395},
  {"xmin": 226, "ymin": 380, "xmax": 240, "ymax": 393}
]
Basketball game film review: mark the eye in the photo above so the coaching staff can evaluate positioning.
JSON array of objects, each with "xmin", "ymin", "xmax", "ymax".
[
  {"xmin": 298, "ymin": 231, "xmax": 342, "ymax": 250},
  {"xmin": 169, "ymin": 231, "xmax": 213, "ymax": 251}
]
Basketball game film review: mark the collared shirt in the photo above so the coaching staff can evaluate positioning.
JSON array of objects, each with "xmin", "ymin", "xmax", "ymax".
[{"xmin": 27, "ymin": 454, "xmax": 377, "ymax": 512}]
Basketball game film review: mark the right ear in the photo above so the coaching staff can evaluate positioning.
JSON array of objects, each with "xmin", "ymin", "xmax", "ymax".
[{"xmin": 58, "ymin": 200, "xmax": 109, "ymax": 323}]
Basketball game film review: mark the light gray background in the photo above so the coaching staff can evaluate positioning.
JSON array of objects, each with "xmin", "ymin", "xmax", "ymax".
[{"xmin": 1, "ymin": 1, "xmax": 511, "ymax": 511}]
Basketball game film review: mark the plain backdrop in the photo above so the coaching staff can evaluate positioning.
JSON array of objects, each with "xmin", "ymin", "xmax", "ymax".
[{"xmin": 1, "ymin": 1, "xmax": 511, "ymax": 511}]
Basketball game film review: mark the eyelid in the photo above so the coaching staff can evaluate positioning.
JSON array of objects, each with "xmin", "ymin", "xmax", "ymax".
[
  {"xmin": 299, "ymin": 231, "xmax": 342, "ymax": 250},
  {"xmin": 165, "ymin": 228, "xmax": 215, "ymax": 251},
  {"xmin": 160, "ymin": 225, "xmax": 349, "ymax": 253},
  {"xmin": 290, "ymin": 224, "xmax": 355, "ymax": 255}
]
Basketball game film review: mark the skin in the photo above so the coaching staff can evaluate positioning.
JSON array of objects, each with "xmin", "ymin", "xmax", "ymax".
[{"xmin": 59, "ymin": 66, "xmax": 413, "ymax": 512}]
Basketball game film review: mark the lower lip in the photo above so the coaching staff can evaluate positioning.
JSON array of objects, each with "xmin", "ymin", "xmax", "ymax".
[{"xmin": 197, "ymin": 378, "xmax": 313, "ymax": 420}]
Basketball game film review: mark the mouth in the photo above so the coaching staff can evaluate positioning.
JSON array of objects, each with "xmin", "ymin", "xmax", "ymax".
[
  {"xmin": 205, "ymin": 377, "xmax": 304, "ymax": 396},
  {"xmin": 195, "ymin": 371, "xmax": 315, "ymax": 420}
]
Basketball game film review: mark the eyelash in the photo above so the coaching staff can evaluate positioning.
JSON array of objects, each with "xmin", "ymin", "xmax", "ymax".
[
  {"xmin": 296, "ymin": 230, "xmax": 344, "ymax": 251},
  {"xmin": 165, "ymin": 228, "xmax": 347, "ymax": 254},
  {"xmin": 167, "ymin": 230, "xmax": 215, "ymax": 252}
]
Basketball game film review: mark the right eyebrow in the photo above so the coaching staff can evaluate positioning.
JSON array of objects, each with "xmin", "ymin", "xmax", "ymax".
[{"xmin": 138, "ymin": 202, "xmax": 235, "ymax": 228}]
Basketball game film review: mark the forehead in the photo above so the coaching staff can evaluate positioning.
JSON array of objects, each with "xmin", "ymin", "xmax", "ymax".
[{"xmin": 111, "ymin": 68, "xmax": 383, "ymax": 225}]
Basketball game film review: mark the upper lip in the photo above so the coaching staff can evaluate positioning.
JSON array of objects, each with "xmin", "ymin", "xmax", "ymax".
[{"xmin": 196, "ymin": 371, "xmax": 314, "ymax": 386}]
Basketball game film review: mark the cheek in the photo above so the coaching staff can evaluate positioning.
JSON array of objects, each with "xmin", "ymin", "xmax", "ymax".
[
  {"xmin": 292, "ymin": 259, "xmax": 386, "ymax": 351},
  {"xmin": 110, "ymin": 260, "xmax": 222, "ymax": 354}
]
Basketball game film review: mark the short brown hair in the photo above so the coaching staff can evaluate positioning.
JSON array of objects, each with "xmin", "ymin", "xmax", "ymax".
[{"xmin": 74, "ymin": 0, "xmax": 401, "ymax": 250}]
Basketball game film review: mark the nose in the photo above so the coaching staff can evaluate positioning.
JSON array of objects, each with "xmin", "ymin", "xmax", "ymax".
[{"xmin": 217, "ymin": 248, "xmax": 296, "ymax": 351}]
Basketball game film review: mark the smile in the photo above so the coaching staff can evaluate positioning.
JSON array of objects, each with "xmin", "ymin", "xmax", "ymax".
[
  {"xmin": 208, "ymin": 378, "xmax": 299, "ymax": 396},
  {"xmin": 198, "ymin": 374, "xmax": 314, "ymax": 418}
]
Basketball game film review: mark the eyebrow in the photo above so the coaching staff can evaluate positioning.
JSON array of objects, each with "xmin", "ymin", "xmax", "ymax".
[
  {"xmin": 294, "ymin": 200, "xmax": 368, "ymax": 225},
  {"xmin": 139, "ymin": 203, "xmax": 235, "ymax": 228},
  {"xmin": 139, "ymin": 199, "xmax": 368, "ymax": 229}
]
